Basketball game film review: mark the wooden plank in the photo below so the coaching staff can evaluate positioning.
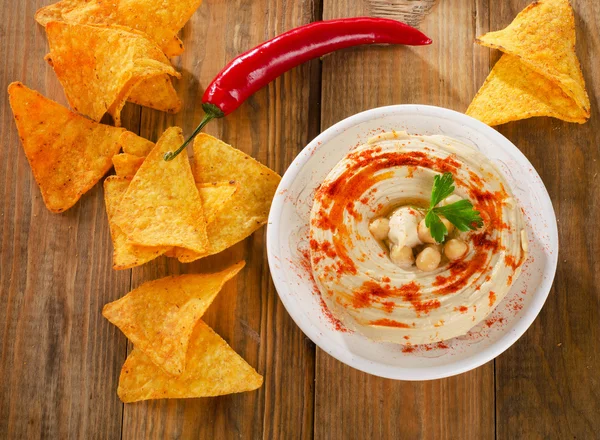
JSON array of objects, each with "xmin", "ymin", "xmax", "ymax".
[
  {"xmin": 491, "ymin": 1, "xmax": 600, "ymax": 438},
  {"xmin": 120, "ymin": 1, "xmax": 319, "ymax": 438},
  {"xmin": 0, "ymin": 1, "xmax": 138, "ymax": 438},
  {"xmin": 315, "ymin": 1, "xmax": 495, "ymax": 439}
]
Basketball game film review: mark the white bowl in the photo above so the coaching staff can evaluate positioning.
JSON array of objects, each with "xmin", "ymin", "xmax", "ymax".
[{"xmin": 266, "ymin": 105, "xmax": 558, "ymax": 381}]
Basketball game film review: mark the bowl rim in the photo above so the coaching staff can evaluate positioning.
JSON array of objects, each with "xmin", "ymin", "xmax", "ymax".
[{"xmin": 266, "ymin": 104, "xmax": 558, "ymax": 380}]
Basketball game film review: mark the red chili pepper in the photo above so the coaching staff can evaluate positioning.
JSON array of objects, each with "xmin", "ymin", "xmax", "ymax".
[{"xmin": 165, "ymin": 17, "xmax": 432, "ymax": 160}]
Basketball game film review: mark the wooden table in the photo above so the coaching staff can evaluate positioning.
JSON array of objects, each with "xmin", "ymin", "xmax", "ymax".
[{"xmin": 1, "ymin": 0, "xmax": 599, "ymax": 438}]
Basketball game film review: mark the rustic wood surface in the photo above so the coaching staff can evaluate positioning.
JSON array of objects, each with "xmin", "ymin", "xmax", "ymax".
[{"xmin": 0, "ymin": 0, "xmax": 598, "ymax": 439}]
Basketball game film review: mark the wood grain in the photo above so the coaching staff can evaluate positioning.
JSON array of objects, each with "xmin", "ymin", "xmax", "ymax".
[
  {"xmin": 2, "ymin": 0, "xmax": 600, "ymax": 438},
  {"xmin": 120, "ymin": 0, "xmax": 320, "ymax": 439},
  {"xmin": 0, "ymin": 1, "xmax": 138, "ymax": 438},
  {"xmin": 491, "ymin": 1, "xmax": 600, "ymax": 438},
  {"xmin": 315, "ymin": 1, "xmax": 495, "ymax": 439}
]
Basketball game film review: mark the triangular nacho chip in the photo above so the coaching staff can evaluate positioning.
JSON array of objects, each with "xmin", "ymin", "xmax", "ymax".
[
  {"xmin": 103, "ymin": 262, "xmax": 245, "ymax": 375},
  {"xmin": 112, "ymin": 127, "xmax": 210, "ymax": 253},
  {"xmin": 35, "ymin": 0, "xmax": 203, "ymax": 57},
  {"xmin": 197, "ymin": 181, "xmax": 240, "ymax": 224},
  {"xmin": 117, "ymin": 320, "xmax": 262, "ymax": 402},
  {"xmin": 104, "ymin": 176, "xmax": 169, "ymax": 269},
  {"xmin": 466, "ymin": 54, "xmax": 588, "ymax": 126},
  {"xmin": 127, "ymin": 74, "xmax": 181, "ymax": 113},
  {"xmin": 118, "ymin": 131, "xmax": 154, "ymax": 156},
  {"xmin": 476, "ymin": 0, "xmax": 590, "ymax": 117},
  {"xmin": 8, "ymin": 82, "xmax": 124, "ymax": 213},
  {"xmin": 45, "ymin": 22, "xmax": 180, "ymax": 125},
  {"xmin": 192, "ymin": 134, "xmax": 281, "ymax": 258},
  {"xmin": 111, "ymin": 149, "xmax": 236, "ymax": 221},
  {"xmin": 112, "ymin": 153, "xmax": 146, "ymax": 177}
]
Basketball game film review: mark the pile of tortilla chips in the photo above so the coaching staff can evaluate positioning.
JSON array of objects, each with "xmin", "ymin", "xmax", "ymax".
[
  {"xmin": 8, "ymin": 0, "xmax": 207, "ymax": 212},
  {"xmin": 35, "ymin": 0, "xmax": 202, "ymax": 57},
  {"xmin": 102, "ymin": 262, "xmax": 264, "ymax": 402},
  {"xmin": 33, "ymin": 0, "xmax": 205, "ymax": 125},
  {"xmin": 466, "ymin": 0, "xmax": 590, "ymax": 126},
  {"xmin": 105, "ymin": 128, "xmax": 281, "ymax": 269},
  {"xmin": 45, "ymin": 21, "xmax": 181, "ymax": 126}
]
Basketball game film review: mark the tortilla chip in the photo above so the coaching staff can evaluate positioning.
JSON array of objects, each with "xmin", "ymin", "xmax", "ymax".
[
  {"xmin": 191, "ymin": 134, "xmax": 281, "ymax": 258},
  {"xmin": 45, "ymin": 21, "xmax": 180, "ymax": 125},
  {"xmin": 112, "ymin": 127, "xmax": 210, "ymax": 254},
  {"xmin": 117, "ymin": 320, "xmax": 263, "ymax": 402},
  {"xmin": 163, "ymin": 181, "xmax": 240, "ymax": 261},
  {"xmin": 35, "ymin": 0, "xmax": 203, "ymax": 57},
  {"xmin": 8, "ymin": 82, "xmax": 124, "ymax": 213},
  {"xmin": 118, "ymin": 131, "xmax": 154, "ymax": 156},
  {"xmin": 112, "ymin": 153, "xmax": 146, "ymax": 177},
  {"xmin": 476, "ymin": 0, "xmax": 590, "ymax": 117},
  {"xmin": 104, "ymin": 176, "xmax": 169, "ymax": 269},
  {"xmin": 127, "ymin": 74, "xmax": 181, "ymax": 113},
  {"xmin": 466, "ymin": 54, "xmax": 588, "ymax": 126},
  {"xmin": 111, "ymin": 151, "xmax": 236, "ymax": 220},
  {"xmin": 163, "ymin": 248, "xmax": 178, "ymax": 258},
  {"xmin": 103, "ymin": 262, "xmax": 245, "ymax": 375},
  {"xmin": 198, "ymin": 181, "xmax": 240, "ymax": 224}
]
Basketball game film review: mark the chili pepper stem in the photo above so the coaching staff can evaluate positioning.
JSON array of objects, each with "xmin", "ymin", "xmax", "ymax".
[{"xmin": 164, "ymin": 103, "xmax": 225, "ymax": 161}]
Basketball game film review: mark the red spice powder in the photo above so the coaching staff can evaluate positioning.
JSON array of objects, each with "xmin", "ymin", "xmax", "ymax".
[
  {"xmin": 369, "ymin": 318, "xmax": 410, "ymax": 328},
  {"xmin": 454, "ymin": 305, "xmax": 469, "ymax": 313},
  {"xmin": 311, "ymin": 212, "xmax": 335, "ymax": 231},
  {"xmin": 402, "ymin": 345, "xmax": 415, "ymax": 353},
  {"xmin": 310, "ymin": 239, "xmax": 337, "ymax": 259},
  {"xmin": 317, "ymin": 295, "xmax": 348, "ymax": 332},
  {"xmin": 504, "ymin": 255, "xmax": 519, "ymax": 270},
  {"xmin": 489, "ymin": 291, "xmax": 496, "ymax": 307},
  {"xmin": 485, "ymin": 316, "xmax": 505, "ymax": 327},
  {"xmin": 346, "ymin": 201, "xmax": 362, "ymax": 221},
  {"xmin": 299, "ymin": 248, "xmax": 349, "ymax": 333},
  {"xmin": 352, "ymin": 281, "xmax": 440, "ymax": 316},
  {"xmin": 382, "ymin": 301, "xmax": 395, "ymax": 313}
]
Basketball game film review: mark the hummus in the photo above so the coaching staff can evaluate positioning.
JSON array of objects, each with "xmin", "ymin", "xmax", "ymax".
[{"xmin": 309, "ymin": 131, "xmax": 527, "ymax": 345}]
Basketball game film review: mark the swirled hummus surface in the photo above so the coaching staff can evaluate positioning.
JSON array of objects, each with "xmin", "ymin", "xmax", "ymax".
[{"xmin": 309, "ymin": 132, "xmax": 528, "ymax": 345}]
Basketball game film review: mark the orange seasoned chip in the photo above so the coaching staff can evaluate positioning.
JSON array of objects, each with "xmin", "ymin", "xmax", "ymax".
[
  {"xmin": 118, "ymin": 131, "xmax": 154, "ymax": 156},
  {"xmin": 112, "ymin": 127, "xmax": 210, "ymax": 253},
  {"xmin": 35, "ymin": 0, "xmax": 203, "ymax": 57},
  {"xmin": 127, "ymin": 74, "xmax": 181, "ymax": 114},
  {"xmin": 192, "ymin": 134, "xmax": 281, "ymax": 259},
  {"xmin": 476, "ymin": 0, "xmax": 589, "ymax": 118},
  {"xmin": 112, "ymin": 153, "xmax": 146, "ymax": 177},
  {"xmin": 197, "ymin": 181, "xmax": 240, "ymax": 224},
  {"xmin": 8, "ymin": 82, "xmax": 124, "ymax": 213},
  {"xmin": 103, "ymin": 262, "xmax": 244, "ymax": 375},
  {"xmin": 104, "ymin": 176, "xmax": 169, "ymax": 269},
  {"xmin": 466, "ymin": 54, "xmax": 588, "ymax": 126},
  {"xmin": 45, "ymin": 22, "xmax": 180, "ymax": 125},
  {"xmin": 118, "ymin": 320, "xmax": 263, "ymax": 402}
]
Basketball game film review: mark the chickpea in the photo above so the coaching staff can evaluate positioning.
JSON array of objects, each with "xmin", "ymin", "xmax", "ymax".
[
  {"xmin": 417, "ymin": 218, "xmax": 454, "ymax": 244},
  {"xmin": 416, "ymin": 246, "xmax": 441, "ymax": 272},
  {"xmin": 444, "ymin": 239, "xmax": 468, "ymax": 261},
  {"xmin": 369, "ymin": 217, "xmax": 390, "ymax": 241},
  {"xmin": 390, "ymin": 245, "xmax": 414, "ymax": 268}
]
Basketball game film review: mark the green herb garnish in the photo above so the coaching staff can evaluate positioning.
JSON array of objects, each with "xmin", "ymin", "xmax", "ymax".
[{"xmin": 424, "ymin": 172, "xmax": 483, "ymax": 243}]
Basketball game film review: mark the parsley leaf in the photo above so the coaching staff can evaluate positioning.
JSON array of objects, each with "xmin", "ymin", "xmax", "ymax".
[
  {"xmin": 434, "ymin": 199, "xmax": 483, "ymax": 231},
  {"xmin": 425, "ymin": 210, "xmax": 447, "ymax": 243},
  {"xmin": 424, "ymin": 173, "xmax": 484, "ymax": 242},
  {"xmin": 430, "ymin": 172, "xmax": 455, "ymax": 208}
]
